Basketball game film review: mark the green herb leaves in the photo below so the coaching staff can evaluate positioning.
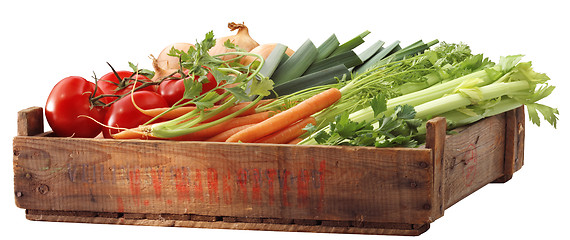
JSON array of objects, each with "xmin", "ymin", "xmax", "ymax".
[{"xmin": 310, "ymin": 94, "xmax": 421, "ymax": 148}]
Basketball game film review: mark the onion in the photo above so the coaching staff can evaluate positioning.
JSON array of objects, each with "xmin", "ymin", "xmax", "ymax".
[
  {"xmin": 240, "ymin": 43, "xmax": 295, "ymax": 66},
  {"xmin": 151, "ymin": 42, "xmax": 194, "ymax": 81},
  {"xmin": 209, "ymin": 22, "xmax": 259, "ymax": 61}
]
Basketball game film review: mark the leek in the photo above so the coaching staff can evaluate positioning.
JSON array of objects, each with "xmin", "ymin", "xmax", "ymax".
[
  {"xmin": 271, "ymin": 39, "xmax": 318, "ymax": 85},
  {"xmin": 316, "ymin": 34, "xmax": 340, "ymax": 61}
]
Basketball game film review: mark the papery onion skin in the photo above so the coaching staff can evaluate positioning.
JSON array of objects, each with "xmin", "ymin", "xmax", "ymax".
[
  {"xmin": 151, "ymin": 42, "xmax": 194, "ymax": 82},
  {"xmin": 240, "ymin": 43, "xmax": 295, "ymax": 66},
  {"xmin": 209, "ymin": 22, "xmax": 259, "ymax": 61}
]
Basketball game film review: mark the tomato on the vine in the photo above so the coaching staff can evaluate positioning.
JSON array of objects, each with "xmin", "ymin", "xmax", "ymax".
[
  {"xmin": 157, "ymin": 70, "xmax": 218, "ymax": 106},
  {"xmin": 102, "ymin": 91, "xmax": 168, "ymax": 138},
  {"xmin": 45, "ymin": 76, "xmax": 106, "ymax": 138},
  {"xmin": 98, "ymin": 70, "xmax": 155, "ymax": 104}
]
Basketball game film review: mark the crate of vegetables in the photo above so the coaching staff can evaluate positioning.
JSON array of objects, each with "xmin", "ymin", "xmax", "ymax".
[{"xmin": 13, "ymin": 23, "xmax": 557, "ymax": 236}]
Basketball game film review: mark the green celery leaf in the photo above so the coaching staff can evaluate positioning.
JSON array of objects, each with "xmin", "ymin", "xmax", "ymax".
[
  {"xmin": 249, "ymin": 77, "xmax": 274, "ymax": 97},
  {"xmin": 498, "ymin": 55, "xmax": 524, "ymax": 72},
  {"xmin": 303, "ymin": 123, "xmax": 317, "ymax": 133},
  {"xmin": 313, "ymin": 130, "xmax": 332, "ymax": 144},
  {"xmin": 395, "ymin": 104, "xmax": 416, "ymax": 119},
  {"xmin": 509, "ymin": 61, "xmax": 550, "ymax": 85},
  {"xmin": 225, "ymin": 86, "xmax": 250, "ymax": 102},
  {"xmin": 370, "ymin": 94, "xmax": 387, "ymax": 117},
  {"xmin": 526, "ymin": 103, "xmax": 559, "ymax": 128},
  {"xmin": 194, "ymin": 100, "xmax": 215, "ymax": 109},
  {"xmin": 183, "ymin": 78, "xmax": 202, "ymax": 101}
]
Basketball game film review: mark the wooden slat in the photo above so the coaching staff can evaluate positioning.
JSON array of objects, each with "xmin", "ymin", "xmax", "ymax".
[
  {"xmin": 14, "ymin": 136, "xmax": 434, "ymax": 225},
  {"xmin": 515, "ymin": 106, "xmax": 525, "ymax": 172},
  {"xmin": 442, "ymin": 113, "xmax": 507, "ymax": 208},
  {"xmin": 17, "ymin": 107, "xmax": 44, "ymax": 136},
  {"xmin": 425, "ymin": 117, "xmax": 446, "ymax": 221},
  {"xmin": 25, "ymin": 210, "xmax": 430, "ymax": 236},
  {"xmin": 494, "ymin": 106, "xmax": 526, "ymax": 183}
]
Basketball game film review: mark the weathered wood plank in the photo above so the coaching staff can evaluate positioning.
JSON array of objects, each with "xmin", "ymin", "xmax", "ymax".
[
  {"xmin": 425, "ymin": 117, "xmax": 446, "ymax": 221},
  {"xmin": 14, "ymin": 137, "xmax": 434, "ymax": 224},
  {"xmin": 442, "ymin": 113, "xmax": 506, "ymax": 208},
  {"xmin": 17, "ymin": 106, "xmax": 44, "ymax": 136},
  {"xmin": 25, "ymin": 210, "xmax": 430, "ymax": 236},
  {"xmin": 515, "ymin": 106, "xmax": 525, "ymax": 172},
  {"xmin": 494, "ymin": 106, "xmax": 526, "ymax": 183}
]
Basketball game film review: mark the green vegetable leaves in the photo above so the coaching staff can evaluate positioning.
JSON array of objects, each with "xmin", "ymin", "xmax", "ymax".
[{"xmin": 310, "ymin": 95, "xmax": 421, "ymax": 148}]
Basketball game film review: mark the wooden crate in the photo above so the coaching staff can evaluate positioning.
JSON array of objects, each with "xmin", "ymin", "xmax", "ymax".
[{"xmin": 13, "ymin": 106, "xmax": 525, "ymax": 236}]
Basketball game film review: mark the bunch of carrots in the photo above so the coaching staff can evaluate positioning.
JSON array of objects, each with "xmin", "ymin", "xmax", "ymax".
[{"xmin": 113, "ymin": 88, "xmax": 341, "ymax": 144}]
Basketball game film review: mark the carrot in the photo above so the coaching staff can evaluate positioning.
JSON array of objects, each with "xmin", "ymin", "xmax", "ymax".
[
  {"xmin": 141, "ymin": 100, "xmax": 271, "ymax": 121},
  {"xmin": 141, "ymin": 106, "xmax": 198, "ymax": 119},
  {"xmin": 111, "ymin": 125, "xmax": 159, "ymax": 140},
  {"xmin": 287, "ymin": 138, "xmax": 304, "ymax": 145},
  {"xmin": 205, "ymin": 124, "xmax": 256, "ymax": 142},
  {"xmin": 170, "ymin": 111, "xmax": 275, "ymax": 141},
  {"xmin": 226, "ymin": 88, "xmax": 341, "ymax": 143},
  {"xmin": 203, "ymin": 99, "xmax": 272, "ymax": 122},
  {"xmin": 255, "ymin": 117, "xmax": 316, "ymax": 144},
  {"xmin": 112, "ymin": 111, "xmax": 274, "ymax": 141}
]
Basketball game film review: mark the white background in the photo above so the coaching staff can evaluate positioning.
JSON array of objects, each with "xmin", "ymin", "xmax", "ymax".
[{"xmin": 1, "ymin": 0, "xmax": 568, "ymax": 239}]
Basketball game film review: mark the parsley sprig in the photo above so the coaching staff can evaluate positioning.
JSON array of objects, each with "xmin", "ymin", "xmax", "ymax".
[{"xmin": 308, "ymin": 94, "xmax": 422, "ymax": 148}]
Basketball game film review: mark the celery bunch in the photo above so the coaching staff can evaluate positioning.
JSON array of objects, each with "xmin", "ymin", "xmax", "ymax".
[{"xmin": 300, "ymin": 54, "xmax": 558, "ymax": 146}]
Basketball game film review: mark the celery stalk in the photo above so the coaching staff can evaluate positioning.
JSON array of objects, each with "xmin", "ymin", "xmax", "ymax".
[
  {"xmin": 300, "ymin": 55, "xmax": 531, "ymax": 145},
  {"xmin": 414, "ymin": 81, "xmax": 530, "ymax": 119}
]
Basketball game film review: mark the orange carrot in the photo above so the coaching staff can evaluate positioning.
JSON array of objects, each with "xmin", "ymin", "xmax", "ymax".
[
  {"xmin": 141, "ymin": 106, "xmax": 198, "ymax": 119},
  {"xmin": 170, "ymin": 111, "xmax": 275, "ymax": 141},
  {"xmin": 205, "ymin": 124, "xmax": 256, "ymax": 142},
  {"xmin": 111, "ymin": 125, "xmax": 159, "ymax": 140},
  {"xmin": 226, "ymin": 88, "xmax": 341, "ymax": 143},
  {"xmin": 141, "ymin": 100, "xmax": 271, "ymax": 121},
  {"xmin": 255, "ymin": 117, "xmax": 316, "ymax": 144},
  {"xmin": 112, "ymin": 111, "xmax": 274, "ymax": 141},
  {"xmin": 287, "ymin": 138, "xmax": 304, "ymax": 145},
  {"xmin": 203, "ymin": 99, "xmax": 272, "ymax": 122}
]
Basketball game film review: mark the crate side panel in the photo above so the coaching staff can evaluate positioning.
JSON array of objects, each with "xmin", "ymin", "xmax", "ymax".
[
  {"xmin": 443, "ymin": 113, "xmax": 506, "ymax": 208},
  {"xmin": 14, "ymin": 137, "xmax": 433, "ymax": 224}
]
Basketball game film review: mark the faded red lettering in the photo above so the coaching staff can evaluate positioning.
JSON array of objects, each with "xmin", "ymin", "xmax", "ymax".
[
  {"xmin": 252, "ymin": 168, "xmax": 261, "ymax": 203},
  {"xmin": 207, "ymin": 168, "xmax": 219, "ymax": 204},
  {"xmin": 194, "ymin": 169, "xmax": 204, "ymax": 202},
  {"xmin": 222, "ymin": 170, "xmax": 232, "ymax": 204},
  {"xmin": 279, "ymin": 169, "xmax": 291, "ymax": 207},
  {"xmin": 128, "ymin": 168, "xmax": 141, "ymax": 207},
  {"xmin": 174, "ymin": 167, "xmax": 190, "ymax": 201},
  {"xmin": 297, "ymin": 169, "xmax": 310, "ymax": 207},
  {"xmin": 150, "ymin": 167, "xmax": 162, "ymax": 199},
  {"xmin": 237, "ymin": 169, "xmax": 248, "ymax": 203},
  {"xmin": 266, "ymin": 169, "xmax": 277, "ymax": 205},
  {"xmin": 463, "ymin": 144, "xmax": 478, "ymax": 187}
]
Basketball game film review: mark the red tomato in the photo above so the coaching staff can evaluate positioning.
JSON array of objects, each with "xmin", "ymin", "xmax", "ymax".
[
  {"xmin": 98, "ymin": 70, "xmax": 155, "ymax": 104},
  {"xmin": 45, "ymin": 76, "xmax": 106, "ymax": 138},
  {"xmin": 102, "ymin": 91, "xmax": 168, "ymax": 138},
  {"xmin": 157, "ymin": 71, "xmax": 217, "ymax": 106}
]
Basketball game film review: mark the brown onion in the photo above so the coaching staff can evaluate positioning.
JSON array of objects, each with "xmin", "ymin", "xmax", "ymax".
[
  {"xmin": 240, "ymin": 43, "xmax": 295, "ymax": 66},
  {"xmin": 151, "ymin": 42, "xmax": 194, "ymax": 81},
  {"xmin": 208, "ymin": 22, "xmax": 259, "ymax": 61}
]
